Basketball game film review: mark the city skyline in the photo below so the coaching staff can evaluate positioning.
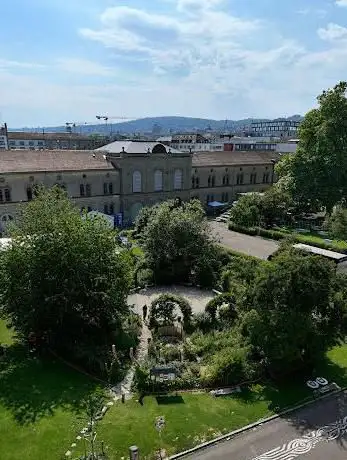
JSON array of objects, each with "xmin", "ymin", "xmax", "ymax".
[{"xmin": 1, "ymin": 0, "xmax": 347, "ymax": 126}]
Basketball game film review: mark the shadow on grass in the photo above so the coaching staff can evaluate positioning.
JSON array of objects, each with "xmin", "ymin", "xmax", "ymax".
[
  {"xmin": 0, "ymin": 343, "xmax": 100, "ymax": 425},
  {"xmin": 156, "ymin": 394, "xmax": 185, "ymax": 405},
  {"xmin": 232, "ymin": 355, "xmax": 347, "ymax": 449}
]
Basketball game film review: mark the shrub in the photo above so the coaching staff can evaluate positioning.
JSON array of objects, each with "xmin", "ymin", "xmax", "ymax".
[
  {"xmin": 200, "ymin": 346, "xmax": 260, "ymax": 387},
  {"xmin": 205, "ymin": 293, "xmax": 237, "ymax": 322},
  {"xmin": 137, "ymin": 268, "xmax": 154, "ymax": 287},
  {"xmin": 149, "ymin": 294, "xmax": 192, "ymax": 330},
  {"xmin": 160, "ymin": 344, "xmax": 182, "ymax": 362},
  {"xmin": 191, "ymin": 311, "xmax": 214, "ymax": 333}
]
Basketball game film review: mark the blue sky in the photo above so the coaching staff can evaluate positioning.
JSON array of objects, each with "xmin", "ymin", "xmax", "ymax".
[{"xmin": 1, "ymin": 0, "xmax": 347, "ymax": 127}]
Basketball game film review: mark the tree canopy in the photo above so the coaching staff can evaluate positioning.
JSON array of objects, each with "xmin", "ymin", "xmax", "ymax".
[
  {"xmin": 241, "ymin": 249, "xmax": 346, "ymax": 376},
  {"xmin": 276, "ymin": 81, "xmax": 347, "ymax": 212},
  {"xmin": 229, "ymin": 188, "xmax": 293, "ymax": 228},
  {"xmin": 137, "ymin": 199, "xmax": 221, "ymax": 286},
  {"xmin": 0, "ymin": 187, "xmax": 134, "ymax": 375}
]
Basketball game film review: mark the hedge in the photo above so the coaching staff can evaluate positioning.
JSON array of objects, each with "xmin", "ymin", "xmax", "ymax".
[
  {"xmin": 218, "ymin": 245, "xmax": 261, "ymax": 263},
  {"xmin": 229, "ymin": 223, "xmax": 347, "ymax": 254}
]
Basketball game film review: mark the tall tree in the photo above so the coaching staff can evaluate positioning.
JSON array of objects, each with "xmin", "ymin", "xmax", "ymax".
[
  {"xmin": 0, "ymin": 187, "xmax": 133, "ymax": 373},
  {"xmin": 141, "ymin": 199, "xmax": 219, "ymax": 286},
  {"xmin": 277, "ymin": 82, "xmax": 347, "ymax": 212},
  {"xmin": 241, "ymin": 249, "xmax": 345, "ymax": 376}
]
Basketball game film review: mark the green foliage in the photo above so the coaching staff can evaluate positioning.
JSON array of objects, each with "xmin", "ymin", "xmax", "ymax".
[
  {"xmin": 148, "ymin": 294, "xmax": 192, "ymax": 330},
  {"xmin": 229, "ymin": 194, "xmax": 262, "ymax": 227},
  {"xmin": 328, "ymin": 205, "xmax": 347, "ymax": 241},
  {"xmin": 136, "ymin": 268, "xmax": 155, "ymax": 287},
  {"xmin": 228, "ymin": 223, "xmax": 347, "ymax": 253},
  {"xmin": 229, "ymin": 189, "xmax": 293, "ymax": 229},
  {"xmin": 0, "ymin": 187, "xmax": 134, "ymax": 375},
  {"xmin": 205, "ymin": 293, "xmax": 237, "ymax": 323},
  {"xmin": 140, "ymin": 200, "xmax": 219, "ymax": 286},
  {"xmin": 160, "ymin": 343, "xmax": 182, "ymax": 362},
  {"xmin": 242, "ymin": 250, "xmax": 346, "ymax": 376},
  {"xmin": 277, "ymin": 81, "xmax": 347, "ymax": 212},
  {"xmin": 201, "ymin": 345, "xmax": 260, "ymax": 387},
  {"xmin": 133, "ymin": 204, "xmax": 160, "ymax": 239},
  {"xmin": 191, "ymin": 312, "xmax": 214, "ymax": 333}
]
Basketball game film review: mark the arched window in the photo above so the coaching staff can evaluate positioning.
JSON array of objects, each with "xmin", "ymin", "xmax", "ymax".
[
  {"xmin": 154, "ymin": 170, "xmax": 163, "ymax": 192},
  {"xmin": 173, "ymin": 169, "xmax": 183, "ymax": 190},
  {"xmin": 132, "ymin": 171, "xmax": 142, "ymax": 193}
]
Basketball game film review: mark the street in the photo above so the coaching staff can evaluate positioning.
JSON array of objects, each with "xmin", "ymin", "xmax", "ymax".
[
  {"xmin": 186, "ymin": 391, "xmax": 347, "ymax": 460},
  {"xmin": 209, "ymin": 221, "xmax": 279, "ymax": 260}
]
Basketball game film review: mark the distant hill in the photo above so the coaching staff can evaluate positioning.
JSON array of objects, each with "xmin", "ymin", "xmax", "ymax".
[{"xmin": 13, "ymin": 115, "xmax": 303, "ymax": 135}]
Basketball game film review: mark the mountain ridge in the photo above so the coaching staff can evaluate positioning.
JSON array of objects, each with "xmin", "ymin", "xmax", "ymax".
[{"xmin": 11, "ymin": 115, "xmax": 303, "ymax": 135}]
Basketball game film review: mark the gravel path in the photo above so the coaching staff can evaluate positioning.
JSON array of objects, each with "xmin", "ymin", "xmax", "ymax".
[
  {"xmin": 128, "ymin": 286, "xmax": 214, "ymax": 316},
  {"xmin": 210, "ymin": 221, "xmax": 278, "ymax": 260}
]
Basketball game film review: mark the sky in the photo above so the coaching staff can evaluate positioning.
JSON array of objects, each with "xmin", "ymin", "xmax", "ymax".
[{"xmin": 1, "ymin": 0, "xmax": 347, "ymax": 127}]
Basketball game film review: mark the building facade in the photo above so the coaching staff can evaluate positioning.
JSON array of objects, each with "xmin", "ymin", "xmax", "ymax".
[
  {"xmin": 0, "ymin": 124, "xmax": 8, "ymax": 150},
  {"xmin": 7, "ymin": 132, "xmax": 107, "ymax": 150},
  {"xmin": 251, "ymin": 120, "xmax": 301, "ymax": 138},
  {"xmin": 0, "ymin": 142, "xmax": 279, "ymax": 232}
]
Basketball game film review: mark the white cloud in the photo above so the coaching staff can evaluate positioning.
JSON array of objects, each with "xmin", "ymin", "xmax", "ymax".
[
  {"xmin": 0, "ymin": 59, "xmax": 46, "ymax": 70},
  {"xmin": 336, "ymin": 0, "xmax": 347, "ymax": 7},
  {"xmin": 317, "ymin": 23, "xmax": 347, "ymax": 42},
  {"xmin": 297, "ymin": 8, "xmax": 327, "ymax": 17},
  {"xmin": 55, "ymin": 58, "xmax": 112, "ymax": 76},
  {"xmin": 4, "ymin": 1, "xmax": 347, "ymax": 126}
]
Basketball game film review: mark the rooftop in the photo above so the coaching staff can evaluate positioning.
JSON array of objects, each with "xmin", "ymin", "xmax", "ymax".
[
  {"xmin": 0, "ymin": 150, "xmax": 114, "ymax": 173},
  {"xmin": 192, "ymin": 151, "xmax": 280, "ymax": 167},
  {"xmin": 8, "ymin": 131, "xmax": 97, "ymax": 141},
  {"xmin": 97, "ymin": 140, "xmax": 184, "ymax": 155}
]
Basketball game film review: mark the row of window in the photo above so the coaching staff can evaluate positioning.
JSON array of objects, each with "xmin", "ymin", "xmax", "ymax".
[
  {"xmin": 132, "ymin": 169, "xmax": 183, "ymax": 193},
  {"xmin": 0, "ymin": 188, "xmax": 11, "ymax": 202},
  {"xmin": 192, "ymin": 172, "xmax": 271, "ymax": 188}
]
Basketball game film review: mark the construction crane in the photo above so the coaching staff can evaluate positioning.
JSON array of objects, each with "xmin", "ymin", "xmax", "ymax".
[{"xmin": 96, "ymin": 115, "xmax": 138, "ymax": 121}]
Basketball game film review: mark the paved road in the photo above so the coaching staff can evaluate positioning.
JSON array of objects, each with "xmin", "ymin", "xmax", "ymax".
[
  {"xmin": 210, "ymin": 221, "xmax": 279, "ymax": 260},
  {"xmin": 186, "ymin": 391, "xmax": 347, "ymax": 460}
]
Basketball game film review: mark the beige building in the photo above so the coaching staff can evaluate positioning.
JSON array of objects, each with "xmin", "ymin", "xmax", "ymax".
[
  {"xmin": 191, "ymin": 150, "xmax": 278, "ymax": 205},
  {"xmin": 0, "ymin": 141, "xmax": 279, "ymax": 233},
  {"xmin": 7, "ymin": 131, "xmax": 107, "ymax": 150}
]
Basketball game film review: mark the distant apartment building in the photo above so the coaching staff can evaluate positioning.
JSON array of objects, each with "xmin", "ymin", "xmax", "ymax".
[
  {"xmin": 7, "ymin": 132, "xmax": 107, "ymax": 150},
  {"xmin": 0, "ymin": 124, "xmax": 8, "ymax": 150},
  {"xmin": 160, "ymin": 133, "xmax": 284, "ymax": 154},
  {"xmin": 251, "ymin": 120, "xmax": 301, "ymax": 138}
]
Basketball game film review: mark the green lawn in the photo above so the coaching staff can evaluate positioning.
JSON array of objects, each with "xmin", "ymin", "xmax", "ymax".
[
  {"xmin": 75, "ymin": 344, "xmax": 347, "ymax": 460},
  {"xmin": 1, "ymin": 316, "xmax": 346, "ymax": 460},
  {"xmin": 0, "ymin": 321, "xmax": 15, "ymax": 345},
  {"xmin": 0, "ymin": 320, "xmax": 101, "ymax": 460},
  {"xmin": 277, "ymin": 228, "xmax": 347, "ymax": 251}
]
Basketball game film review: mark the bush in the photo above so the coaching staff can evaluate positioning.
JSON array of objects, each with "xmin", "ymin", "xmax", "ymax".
[
  {"xmin": 149, "ymin": 294, "xmax": 192, "ymax": 330},
  {"xmin": 191, "ymin": 312, "xmax": 214, "ymax": 333},
  {"xmin": 137, "ymin": 268, "xmax": 154, "ymax": 287},
  {"xmin": 205, "ymin": 293, "xmax": 237, "ymax": 322},
  {"xmin": 200, "ymin": 346, "xmax": 260, "ymax": 387},
  {"xmin": 160, "ymin": 343, "xmax": 182, "ymax": 362}
]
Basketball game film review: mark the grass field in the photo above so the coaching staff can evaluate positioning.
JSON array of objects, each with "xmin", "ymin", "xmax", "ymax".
[
  {"xmin": 0, "ymin": 321, "xmax": 100, "ymax": 460},
  {"xmin": 1, "ymin": 319, "xmax": 346, "ymax": 460},
  {"xmin": 76, "ymin": 344, "xmax": 347, "ymax": 459},
  {"xmin": 279, "ymin": 228, "xmax": 347, "ymax": 251}
]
